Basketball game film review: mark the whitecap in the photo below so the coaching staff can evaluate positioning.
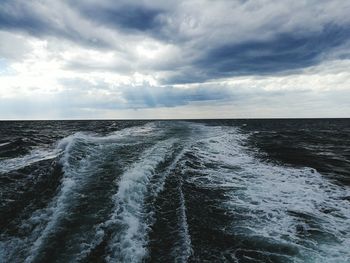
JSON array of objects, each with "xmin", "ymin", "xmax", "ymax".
[{"xmin": 0, "ymin": 148, "xmax": 62, "ymax": 173}]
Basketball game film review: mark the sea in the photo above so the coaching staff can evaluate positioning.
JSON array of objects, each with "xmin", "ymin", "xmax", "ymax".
[{"xmin": 0, "ymin": 119, "xmax": 349, "ymax": 263}]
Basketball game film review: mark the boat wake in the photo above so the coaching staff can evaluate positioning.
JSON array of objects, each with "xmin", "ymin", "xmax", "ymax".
[{"xmin": 0, "ymin": 121, "xmax": 349, "ymax": 263}]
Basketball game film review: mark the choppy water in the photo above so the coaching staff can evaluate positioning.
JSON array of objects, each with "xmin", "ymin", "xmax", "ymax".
[{"xmin": 0, "ymin": 119, "xmax": 349, "ymax": 263}]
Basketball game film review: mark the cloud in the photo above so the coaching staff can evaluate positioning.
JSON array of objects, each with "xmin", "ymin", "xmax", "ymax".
[
  {"xmin": 0, "ymin": 0, "xmax": 126, "ymax": 49},
  {"xmin": 187, "ymin": 25, "xmax": 350, "ymax": 81},
  {"xmin": 1, "ymin": 81, "xmax": 349, "ymax": 119},
  {"xmin": 0, "ymin": 0, "xmax": 350, "ymax": 118},
  {"xmin": 74, "ymin": 3, "xmax": 165, "ymax": 32},
  {"xmin": 1, "ymin": 1, "xmax": 350, "ymax": 73}
]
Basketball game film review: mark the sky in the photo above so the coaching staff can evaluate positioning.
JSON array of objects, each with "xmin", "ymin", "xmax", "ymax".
[{"xmin": 0, "ymin": 0, "xmax": 350, "ymax": 119}]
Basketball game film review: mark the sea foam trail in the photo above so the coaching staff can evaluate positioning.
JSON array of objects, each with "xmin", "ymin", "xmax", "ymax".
[
  {"xmin": 185, "ymin": 125, "xmax": 350, "ymax": 262},
  {"xmin": 174, "ymin": 178, "xmax": 192, "ymax": 263},
  {"xmin": 105, "ymin": 138, "xmax": 177, "ymax": 263},
  {"xmin": 0, "ymin": 124, "xmax": 159, "ymax": 263},
  {"xmin": 75, "ymin": 150, "xmax": 186, "ymax": 262},
  {"xmin": 0, "ymin": 123, "xmax": 156, "ymax": 174},
  {"xmin": 0, "ymin": 148, "xmax": 61, "ymax": 173},
  {"xmin": 25, "ymin": 124, "xmax": 163, "ymax": 262},
  {"xmin": 0, "ymin": 141, "xmax": 11, "ymax": 147},
  {"xmin": 24, "ymin": 133, "xmax": 112, "ymax": 262}
]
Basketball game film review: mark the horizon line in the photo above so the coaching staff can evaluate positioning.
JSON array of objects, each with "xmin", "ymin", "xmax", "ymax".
[{"xmin": 0, "ymin": 117, "xmax": 349, "ymax": 121}]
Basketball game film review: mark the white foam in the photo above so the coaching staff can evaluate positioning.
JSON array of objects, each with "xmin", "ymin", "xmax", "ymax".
[
  {"xmin": 0, "ymin": 141, "xmax": 11, "ymax": 147},
  {"xmin": 1, "ymin": 123, "xmax": 162, "ymax": 263},
  {"xmin": 0, "ymin": 148, "xmax": 62, "ymax": 173},
  {"xmin": 25, "ymin": 123, "xmax": 163, "ymax": 262},
  {"xmin": 3, "ymin": 122, "xmax": 347, "ymax": 262},
  {"xmin": 173, "ymin": 177, "xmax": 192, "ymax": 263},
  {"xmin": 76, "ymin": 145, "xmax": 189, "ymax": 262},
  {"xmin": 149, "ymin": 147, "xmax": 187, "ymax": 199},
  {"xmin": 105, "ymin": 139, "xmax": 177, "ymax": 263},
  {"xmin": 24, "ymin": 139, "xmax": 99, "ymax": 262},
  {"xmin": 185, "ymin": 125, "xmax": 350, "ymax": 262}
]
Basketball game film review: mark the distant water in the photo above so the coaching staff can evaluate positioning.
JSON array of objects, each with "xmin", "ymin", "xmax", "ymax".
[{"xmin": 0, "ymin": 119, "xmax": 349, "ymax": 263}]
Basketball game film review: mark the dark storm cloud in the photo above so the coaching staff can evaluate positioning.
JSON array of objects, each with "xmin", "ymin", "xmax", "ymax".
[
  {"xmin": 208, "ymin": 25, "xmax": 348, "ymax": 71},
  {"xmin": 74, "ymin": 3, "xmax": 165, "ymax": 32},
  {"xmin": 1, "ymin": 0, "xmax": 350, "ymax": 85},
  {"xmin": 0, "ymin": 1, "xmax": 48, "ymax": 35},
  {"xmin": 167, "ymin": 24, "xmax": 350, "ymax": 84},
  {"xmin": 0, "ymin": 0, "xmax": 110, "ymax": 48}
]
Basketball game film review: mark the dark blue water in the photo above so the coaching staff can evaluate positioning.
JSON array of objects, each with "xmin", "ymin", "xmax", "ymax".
[{"xmin": 0, "ymin": 119, "xmax": 349, "ymax": 263}]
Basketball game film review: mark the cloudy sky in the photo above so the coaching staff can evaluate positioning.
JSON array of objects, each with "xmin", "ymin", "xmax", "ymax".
[{"xmin": 0, "ymin": 0, "xmax": 350, "ymax": 119}]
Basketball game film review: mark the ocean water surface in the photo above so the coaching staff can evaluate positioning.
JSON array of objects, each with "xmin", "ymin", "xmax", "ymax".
[{"xmin": 0, "ymin": 119, "xmax": 349, "ymax": 263}]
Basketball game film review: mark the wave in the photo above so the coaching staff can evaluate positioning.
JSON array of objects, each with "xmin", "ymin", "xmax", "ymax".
[
  {"xmin": 23, "ymin": 135, "xmax": 118, "ymax": 262},
  {"xmin": 1, "ymin": 121, "xmax": 348, "ymax": 263},
  {"xmin": 0, "ymin": 142, "xmax": 11, "ymax": 147},
  {"xmin": 183, "ymin": 125, "xmax": 350, "ymax": 262},
  {"xmin": 0, "ymin": 148, "xmax": 61, "ymax": 173},
  {"xmin": 0, "ymin": 123, "xmax": 154, "ymax": 174},
  {"xmin": 0, "ymin": 123, "xmax": 163, "ymax": 263},
  {"xmin": 173, "ymin": 178, "xmax": 192, "ymax": 263},
  {"xmin": 105, "ymin": 138, "xmax": 177, "ymax": 263}
]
